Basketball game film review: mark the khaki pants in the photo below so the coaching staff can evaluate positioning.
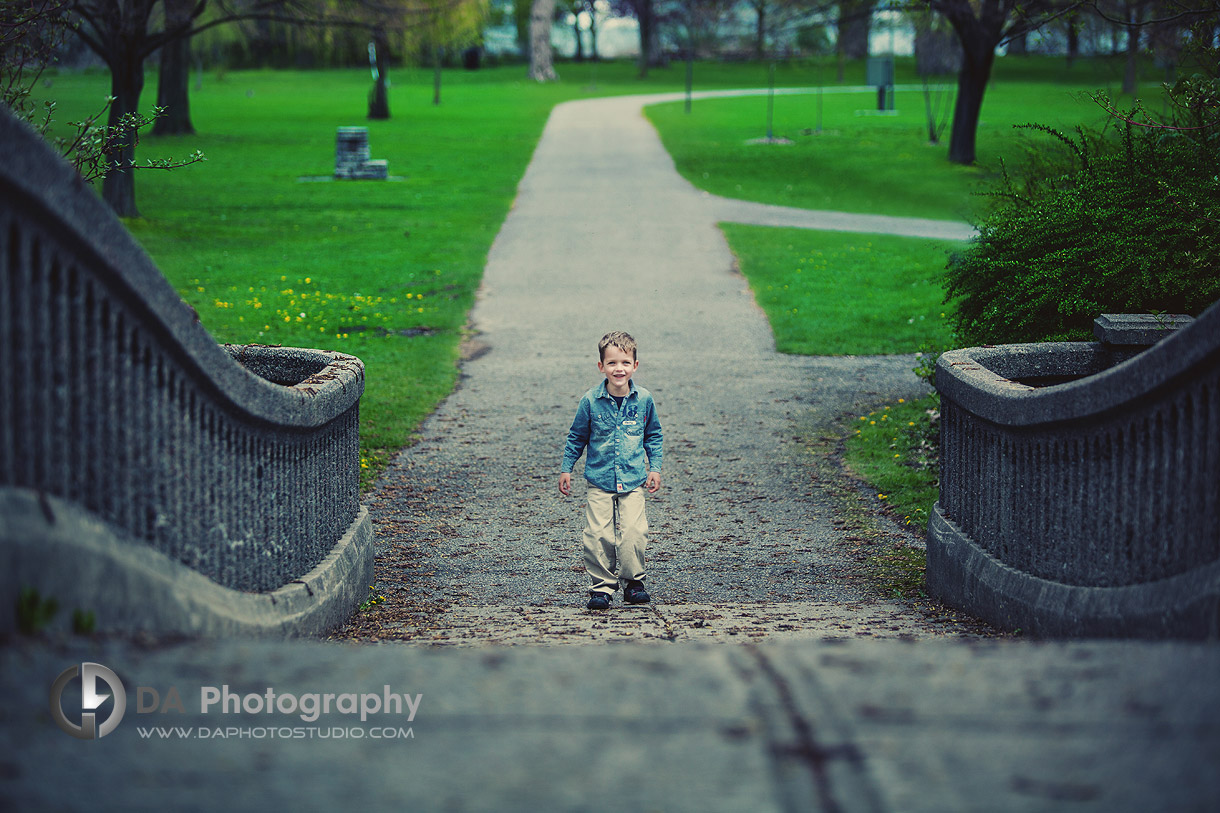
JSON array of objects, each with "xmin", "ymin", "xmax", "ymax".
[{"xmin": 583, "ymin": 485, "xmax": 648, "ymax": 594}]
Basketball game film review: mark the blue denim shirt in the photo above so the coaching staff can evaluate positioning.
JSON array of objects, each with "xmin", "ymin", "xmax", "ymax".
[{"xmin": 562, "ymin": 380, "xmax": 662, "ymax": 494}]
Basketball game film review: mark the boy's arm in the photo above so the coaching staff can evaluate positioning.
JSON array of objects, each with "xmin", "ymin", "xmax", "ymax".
[
  {"xmin": 643, "ymin": 398, "xmax": 663, "ymax": 475},
  {"xmin": 559, "ymin": 397, "xmax": 591, "ymax": 496}
]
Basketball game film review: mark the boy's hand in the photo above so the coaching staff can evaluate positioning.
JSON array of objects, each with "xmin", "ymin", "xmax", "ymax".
[
  {"xmin": 558, "ymin": 472, "xmax": 572, "ymax": 497},
  {"xmin": 646, "ymin": 471, "xmax": 661, "ymax": 493}
]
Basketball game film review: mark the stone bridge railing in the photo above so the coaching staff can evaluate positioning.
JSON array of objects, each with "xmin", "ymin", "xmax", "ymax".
[
  {"xmin": 0, "ymin": 107, "xmax": 372, "ymax": 636},
  {"xmin": 928, "ymin": 305, "xmax": 1220, "ymax": 639}
]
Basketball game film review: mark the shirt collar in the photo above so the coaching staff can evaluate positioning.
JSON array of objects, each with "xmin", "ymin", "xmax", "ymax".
[{"xmin": 597, "ymin": 380, "xmax": 637, "ymax": 400}]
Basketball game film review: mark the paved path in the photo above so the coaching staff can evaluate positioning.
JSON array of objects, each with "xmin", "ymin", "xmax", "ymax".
[{"xmin": 335, "ymin": 93, "xmax": 980, "ymax": 645}]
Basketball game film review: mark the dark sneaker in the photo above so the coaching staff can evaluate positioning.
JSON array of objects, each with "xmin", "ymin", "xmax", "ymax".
[
  {"xmin": 587, "ymin": 592, "xmax": 612, "ymax": 611},
  {"xmin": 623, "ymin": 580, "xmax": 650, "ymax": 604}
]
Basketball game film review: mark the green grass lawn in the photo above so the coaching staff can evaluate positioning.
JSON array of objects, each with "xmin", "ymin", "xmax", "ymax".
[
  {"xmin": 646, "ymin": 56, "xmax": 1145, "ymax": 223},
  {"xmin": 845, "ymin": 397, "xmax": 941, "ymax": 533},
  {"xmin": 722, "ymin": 225, "xmax": 963, "ymax": 355},
  {"xmin": 649, "ymin": 92, "xmax": 990, "ymax": 222},
  {"xmin": 134, "ymin": 69, "xmax": 561, "ymax": 486},
  {"xmin": 29, "ymin": 56, "xmax": 1156, "ymax": 488}
]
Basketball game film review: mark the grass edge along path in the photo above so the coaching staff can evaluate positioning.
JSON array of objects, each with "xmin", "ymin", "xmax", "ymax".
[
  {"xmin": 722, "ymin": 223, "xmax": 957, "ymax": 598},
  {"xmin": 721, "ymin": 224, "xmax": 963, "ymax": 355},
  {"xmin": 798, "ymin": 408, "xmax": 1000, "ymax": 635},
  {"xmin": 838, "ymin": 393, "xmax": 943, "ymax": 602}
]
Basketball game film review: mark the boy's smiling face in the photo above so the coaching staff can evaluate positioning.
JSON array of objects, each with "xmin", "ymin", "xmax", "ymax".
[{"xmin": 598, "ymin": 344, "xmax": 638, "ymax": 397}]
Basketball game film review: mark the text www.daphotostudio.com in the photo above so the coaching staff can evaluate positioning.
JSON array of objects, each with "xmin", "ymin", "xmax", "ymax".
[{"xmin": 49, "ymin": 661, "xmax": 421, "ymax": 742}]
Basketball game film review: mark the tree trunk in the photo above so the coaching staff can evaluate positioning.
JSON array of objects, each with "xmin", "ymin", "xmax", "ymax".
[
  {"xmin": 153, "ymin": 0, "xmax": 195, "ymax": 135},
  {"xmin": 923, "ymin": 84, "xmax": 940, "ymax": 143},
  {"xmin": 589, "ymin": 4, "xmax": 599, "ymax": 60},
  {"xmin": 573, "ymin": 16, "xmax": 584, "ymax": 61},
  {"xmin": 635, "ymin": 0, "xmax": 660, "ymax": 78},
  {"xmin": 369, "ymin": 76, "xmax": 390, "ymax": 118},
  {"xmin": 368, "ymin": 30, "xmax": 390, "ymax": 119},
  {"xmin": 837, "ymin": 0, "xmax": 872, "ymax": 61},
  {"xmin": 529, "ymin": 0, "xmax": 558, "ymax": 81},
  {"xmin": 1066, "ymin": 16, "xmax": 1080, "ymax": 68},
  {"xmin": 685, "ymin": 50, "xmax": 693, "ymax": 113},
  {"xmin": 433, "ymin": 46, "xmax": 443, "ymax": 106},
  {"xmin": 1123, "ymin": 4, "xmax": 1140, "ymax": 96},
  {"xmin": 153, "ymin": 36, "xmax": 193, "ymax": 135},
  {"xmin": 947, "ymin": 39, "xmax": 994, "ymax": 165},
  {"xmin": 1007, "ymin": 30, "xmax": 1027, "ymax": 55},
  {"xmin": 102, "ymin": 54, "xmax": 145, "ymax": 217}
]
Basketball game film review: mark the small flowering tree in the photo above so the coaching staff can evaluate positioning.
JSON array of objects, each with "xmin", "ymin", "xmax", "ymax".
[{"xmin": 0, "ymin": 0, "xmax": 205, "ymax": 188}]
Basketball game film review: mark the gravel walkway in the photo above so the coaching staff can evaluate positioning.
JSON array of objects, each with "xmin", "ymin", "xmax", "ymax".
[{"xmin": 335, "ymin": 93, "xmax": 986, "ymax": 644}]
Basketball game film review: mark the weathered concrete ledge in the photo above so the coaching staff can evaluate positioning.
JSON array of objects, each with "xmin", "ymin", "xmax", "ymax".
[
  {"xmin": 0, "ymin": 489, "xmax": 374, "ymax": 638},
  {"xmin": 930, "ymin": 303, "xmax": 1220, "ymax": 638},
  {"xmin": 934, "ymin": 306, "xmax": 1215, "ymax": 428},
  {"xmin": 1093, "ymin": 312, "xmax": 1196, "ymax": 347},
  {"xmin": 0, "ymin": 108, "xmax": 366, "ymax": 431},
  {"xmin": 4, "ymin": 635, "xmax": 1219, "ymax": 810},
  {"xmin": 928, "ymin": 506, "xmax": 1220, "ymax": 639},
  {"xmin": 2, "ymin": 106, "xmax": 370, "ymax": 595}
]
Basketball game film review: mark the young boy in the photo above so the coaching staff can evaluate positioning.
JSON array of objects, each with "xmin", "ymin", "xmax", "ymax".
[{"xmin": 559, "ymin": 331, "xmax": 663, "ymax": 610}]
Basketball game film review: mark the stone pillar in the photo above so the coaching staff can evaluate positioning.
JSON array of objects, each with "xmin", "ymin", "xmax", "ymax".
[
  {"xmin": 335, "ymin": 127, "xmax": 388, "ymax": 180},
  {"xmin": 335, "ymin": 127, "xmax": 370, "ymax": 178}
]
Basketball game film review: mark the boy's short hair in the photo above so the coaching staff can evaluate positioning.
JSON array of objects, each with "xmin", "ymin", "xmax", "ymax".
[{"xmin": 599, "ymin": 331, "xmax": 637, "ymax": 361}]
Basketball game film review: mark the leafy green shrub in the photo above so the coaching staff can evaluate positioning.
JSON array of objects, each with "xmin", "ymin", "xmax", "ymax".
[
  {"xmin": 16, "ymin": 587, "xmax": 58, "ymax": 635},
  {"xmin": 72, "ymin": 608, "xmax": 97, "ymax": 636},
  {"xmin": 945, "ymin": 81, "xmax": 1220, "ymax": 346}
]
